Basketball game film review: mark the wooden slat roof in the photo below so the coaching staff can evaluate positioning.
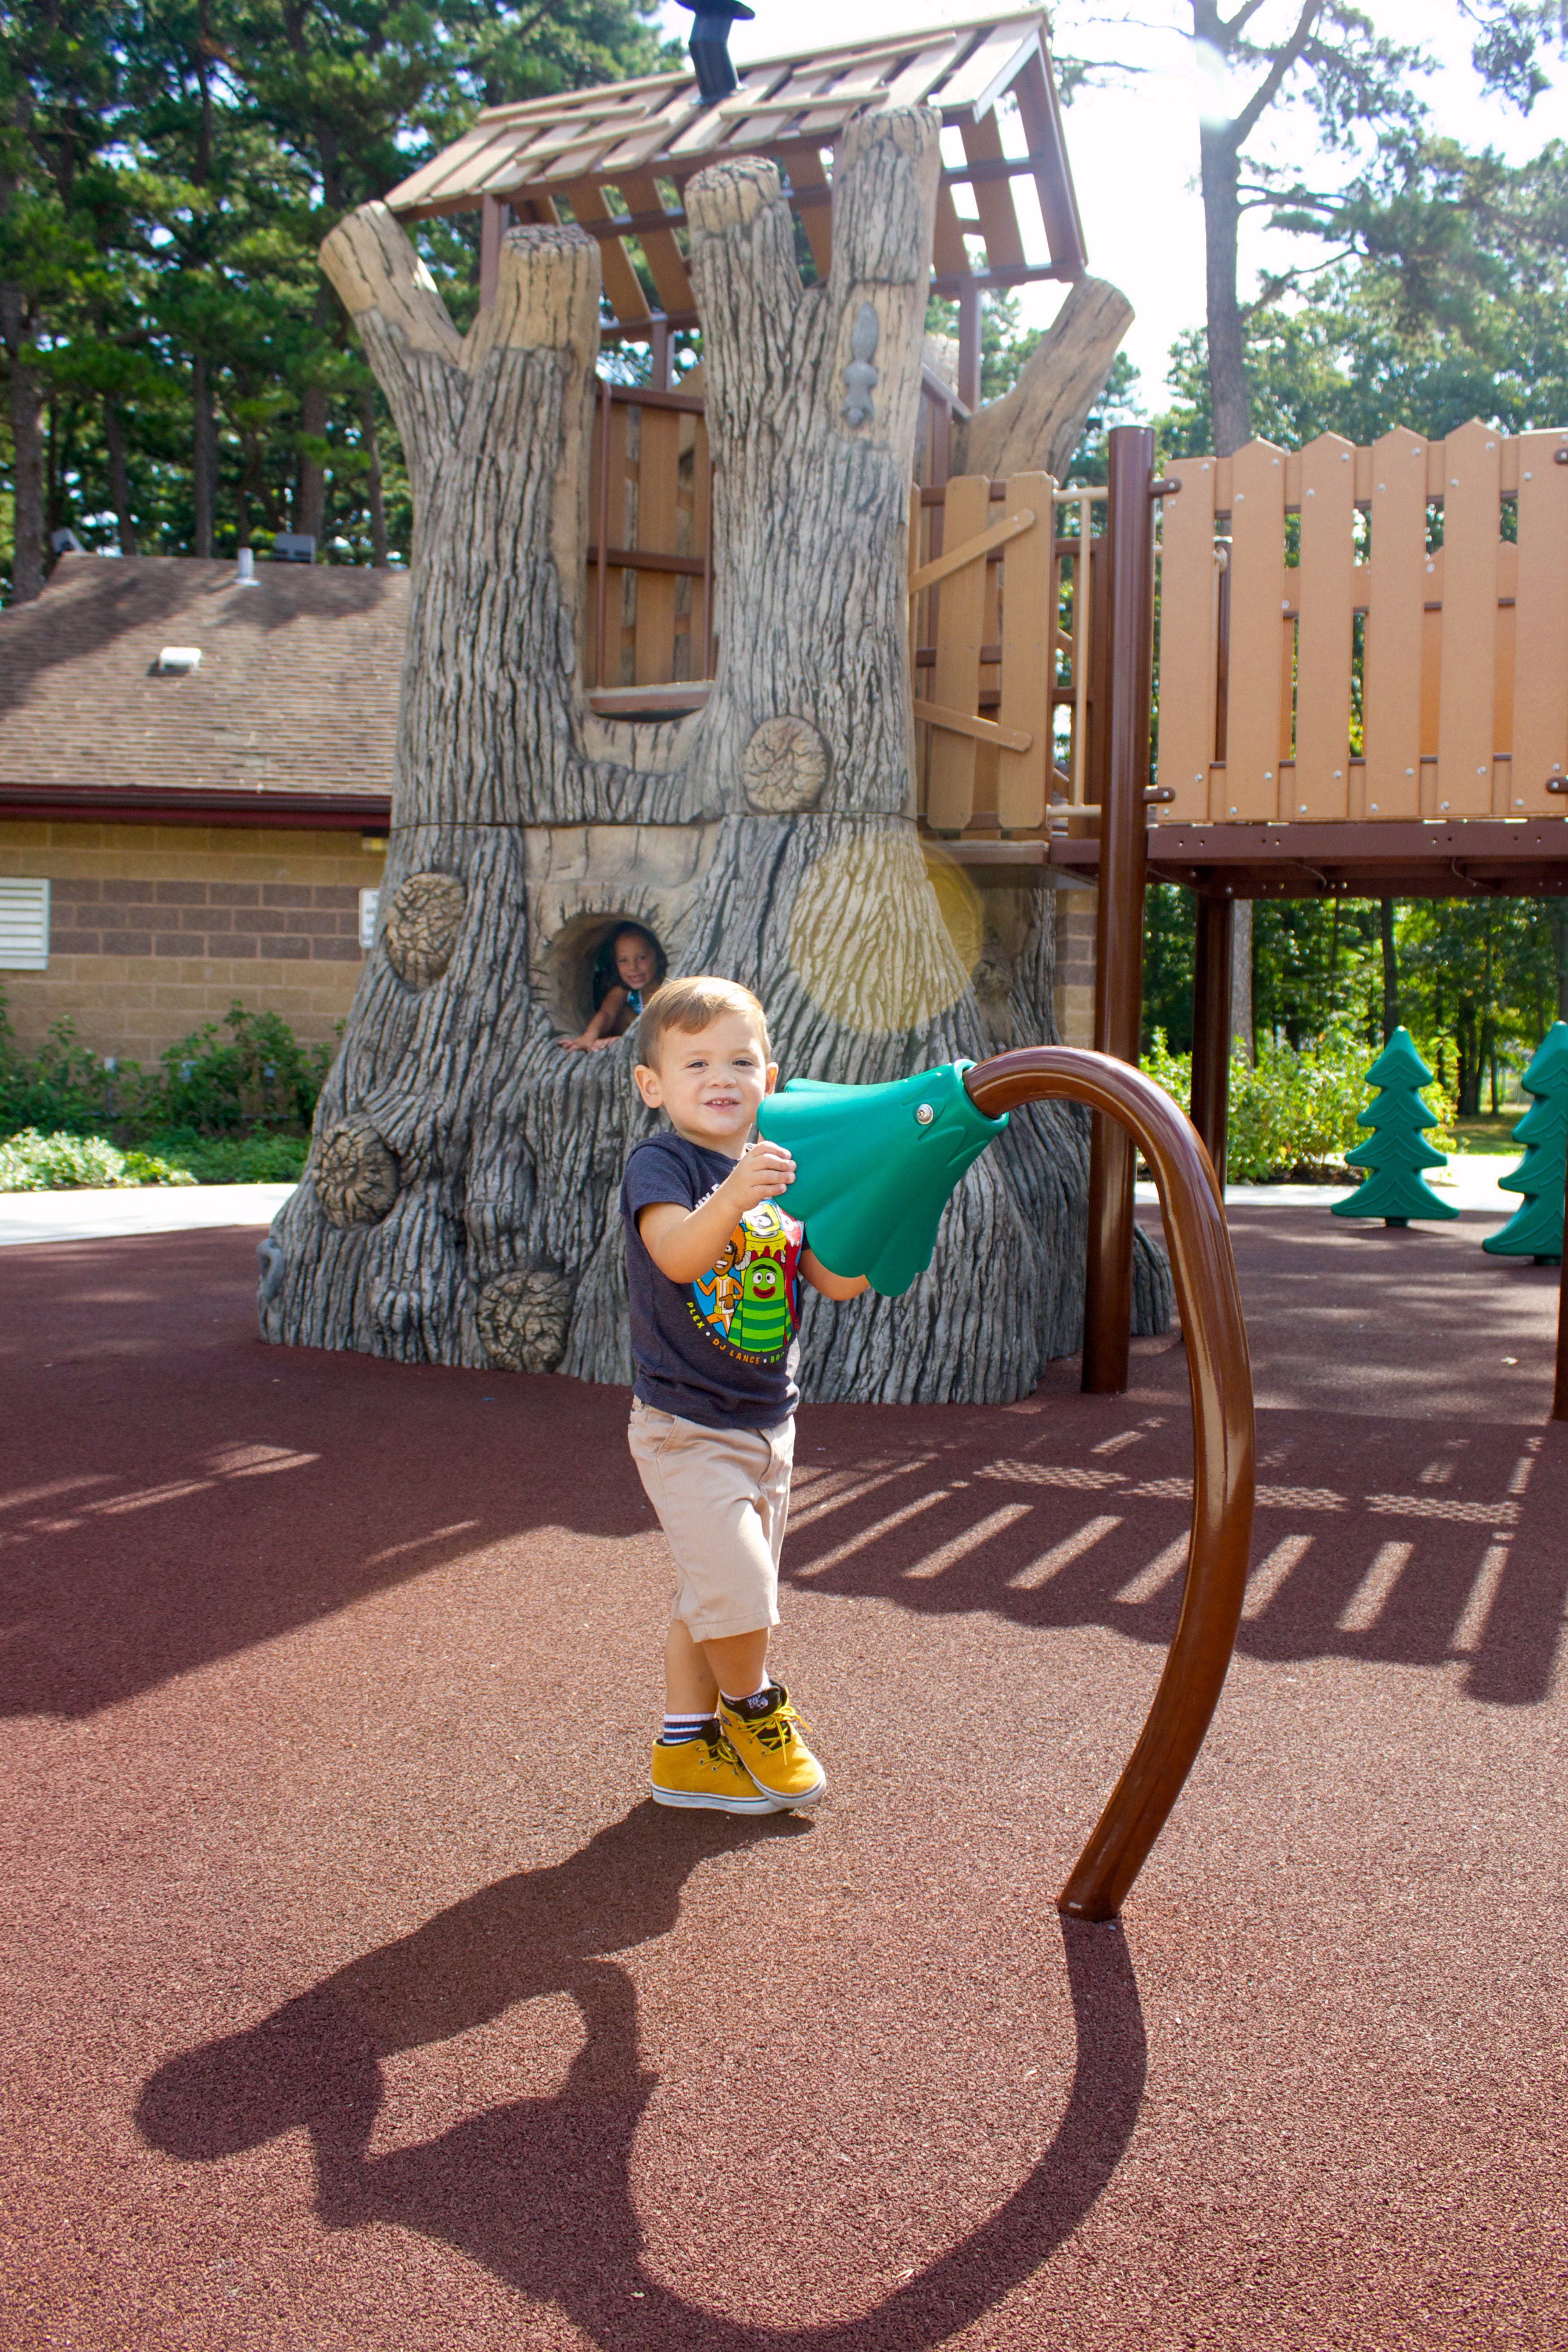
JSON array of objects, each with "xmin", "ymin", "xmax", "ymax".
[{"xmin": 384, "ymin": 10, "xmax": 1085, "ymax": 327}]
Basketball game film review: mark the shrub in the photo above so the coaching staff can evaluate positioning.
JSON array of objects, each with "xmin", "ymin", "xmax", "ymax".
[
  {"xmin": 0, "ymin": 990, "xmax": 335, "ymax": 1146},
  {"xmin": 0, "ymin": 1129, "xmax": 198, "ymax": 1191},
  {"xmin": 1143, "ymin": 1027, "xmax": 1457, "ymax": 1183},
  {"xmin": 137, "ymin": 1130, "xmax": 311, "ymax": 1183},
  {"xmin": 156, "ymin": 1006, "xmax": 334, "ymax": 1134}
]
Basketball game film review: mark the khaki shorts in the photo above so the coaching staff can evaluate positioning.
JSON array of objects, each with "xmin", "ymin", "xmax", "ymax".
[{"xmin": 628, "ymin": 1398, "xmax": 794, "ymax": 1642}]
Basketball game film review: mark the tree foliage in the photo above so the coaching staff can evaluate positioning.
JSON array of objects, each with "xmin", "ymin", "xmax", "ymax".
[{"xmin": 0, "ymin": 0, "xmax": 673, "ymax": 598}]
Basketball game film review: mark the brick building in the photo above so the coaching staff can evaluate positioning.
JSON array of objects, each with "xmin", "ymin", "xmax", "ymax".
[{"xmin": 0, "ymin": 554, "xmax": 400, "ymax": 1064}]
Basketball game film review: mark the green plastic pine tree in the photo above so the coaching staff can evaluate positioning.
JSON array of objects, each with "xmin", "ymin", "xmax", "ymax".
[
  {"xmin": 1482, "ymin": 1021, "xmax": 1568, "ymax": 1260},
  {"xmin": 1332, "ymin": 1026, "xmax": 1458, "ymax": 1226}
]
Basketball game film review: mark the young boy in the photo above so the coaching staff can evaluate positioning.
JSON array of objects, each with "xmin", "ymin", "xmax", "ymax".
[{"xmin": 622, "ymin": 976, "xmax": 869, "ymax": 1814}]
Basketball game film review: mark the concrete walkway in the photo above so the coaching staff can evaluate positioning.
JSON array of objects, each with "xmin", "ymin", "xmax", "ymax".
[
  {"xmin": 0, "ymin": 1154, "xmax": 1523, "ymax": 1249},
  {"xmin": 1144, "ymin": 1149, "xmax": 1518, "ymax": 1214},
  {"xmin": 0, "ymin": 1180, "xmax": 295, "ymax": 1246}
]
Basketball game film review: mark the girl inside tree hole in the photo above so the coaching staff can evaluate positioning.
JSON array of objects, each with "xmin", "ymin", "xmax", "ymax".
[{"xmin": 561, "ymin": 922, "xmax": 668, "ymax": 1052}]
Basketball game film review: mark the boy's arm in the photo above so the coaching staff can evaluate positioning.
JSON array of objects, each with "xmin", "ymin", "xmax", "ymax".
[
  {"xmin": 800, "ymin": 1250, "xmax": 870, "ymax": 1301},
  {"xmin": 636, "ymin": 1143, "xmax": 797, "ymax": 1284}
]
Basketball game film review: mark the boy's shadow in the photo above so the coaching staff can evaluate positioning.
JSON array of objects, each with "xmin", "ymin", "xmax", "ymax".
[{"xmin": 138, "ymin": 1805, "xmax": 1145, "ymax": 2350}]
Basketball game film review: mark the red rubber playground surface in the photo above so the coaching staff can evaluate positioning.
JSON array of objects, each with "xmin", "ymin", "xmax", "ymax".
[{"xmin": 3, "ymin": 1206, "xmax": 1566, "ymax": 2351}]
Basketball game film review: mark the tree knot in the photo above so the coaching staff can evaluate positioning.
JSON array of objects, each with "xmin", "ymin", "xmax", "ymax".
[
  {"xmin": 841, "ymin": 301, "xmax": 881, "ymax": 426},
  {"xmin": 382, "ymin": 870, "xmax": 466, "ymax": 989},
  {"xmin": 742, "ymin": 717, "xmax": 829, "ymax": 812},
  {"xmin": 313, "ymin": 1121, "xmax": 400, "ymax": 1229},
  {"xmin": 478, "ymin": 1269, "xmax": 575, "ymax": 1373}
]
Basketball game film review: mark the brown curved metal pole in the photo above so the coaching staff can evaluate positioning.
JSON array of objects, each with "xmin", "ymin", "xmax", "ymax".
[{"xmin": 965, "ymin": 1046, "xmax": 1256, "ymax": 1921}]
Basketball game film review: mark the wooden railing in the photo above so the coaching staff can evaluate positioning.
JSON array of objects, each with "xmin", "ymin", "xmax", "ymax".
[
  {"xmin": 910, "ymin": 472, "xmax": 1102, "ymax": 838},
  {"xmin": 1160, "ymin": 422, "xmax": 1568, "ymax": 824},
  {"xmin": 585, "ymin": 377, "xmax": 713, "ymax": 709}
]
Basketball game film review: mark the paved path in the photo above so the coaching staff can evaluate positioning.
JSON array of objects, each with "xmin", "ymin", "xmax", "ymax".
[
  {"xmin": 2, "ymin": 1213, "xmax": 1564, "ymax": 2349},
  {"xmin": 0, "ymin": 1152, "xmax": 1520, "ymax": 1246},
  {"xmin": 0, "ymin": 1180, "xmax": 295, "ymax": 1246}
]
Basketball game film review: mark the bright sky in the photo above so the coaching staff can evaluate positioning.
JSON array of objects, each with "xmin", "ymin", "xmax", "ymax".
[{"xmin": 659, "ymin": 1, "xmax": 1568, "ymax": 402}]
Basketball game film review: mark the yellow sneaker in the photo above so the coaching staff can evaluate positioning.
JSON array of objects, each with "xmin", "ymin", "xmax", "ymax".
[
  {"xmin": 718, "ymin": 1684, "xmax": 826, "ymax": 1808},
  {"xmin": 650, "ymin": 1727, "xmax": 786, "ymax": 1814}
]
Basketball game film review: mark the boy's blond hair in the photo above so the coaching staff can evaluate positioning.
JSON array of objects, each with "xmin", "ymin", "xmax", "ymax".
[{"xmin": 636, "ymin": 975, "xmax": 770, "ymax": 1068}]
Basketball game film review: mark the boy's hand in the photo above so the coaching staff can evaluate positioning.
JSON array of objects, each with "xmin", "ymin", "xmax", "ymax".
[{"xmin": 721, "ymin": 1140, "xmax": 796, "ymax": 1213}]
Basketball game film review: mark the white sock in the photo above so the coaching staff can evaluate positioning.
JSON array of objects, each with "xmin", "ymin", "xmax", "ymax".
[
  {"xmin": 721, "ymin": 1678, "xmax": 774, "ymax": 1710},
  {"xmin": 661, "ymin": 1711, "xmax": 716, "ymax": 1745}
]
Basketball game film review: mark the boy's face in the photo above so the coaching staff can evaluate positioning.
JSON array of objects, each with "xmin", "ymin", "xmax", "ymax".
[{"xmin": 633, "ymin": 1012, "xmax": 777, "ymax": 1152}]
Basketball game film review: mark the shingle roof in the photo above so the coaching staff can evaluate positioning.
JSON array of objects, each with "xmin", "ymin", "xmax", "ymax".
[{"xmin": 0, "ymin": 556, "xmax": 407, "ymax": 805}]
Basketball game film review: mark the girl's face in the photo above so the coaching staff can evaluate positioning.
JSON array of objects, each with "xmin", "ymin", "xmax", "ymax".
[{"xmin": 614, "ymin": 933, "xmax": 659, "ymax": 992}]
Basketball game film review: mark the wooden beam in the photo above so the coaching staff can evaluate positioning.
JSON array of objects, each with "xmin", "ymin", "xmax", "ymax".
[
  {"xmin": 562, "ymin": 179, "xmax": 651, "ymax": 325},
  {"xmin": 909, "ymin": 505, "xmax": 1035, "ymax": 593},
  {"xmin": 913, "ymin": 698, "xmax": 1033, "ymax": 753},
  {"xmin": 929, "ymin": 261, "xmax": 1076, "ymax": 295}
]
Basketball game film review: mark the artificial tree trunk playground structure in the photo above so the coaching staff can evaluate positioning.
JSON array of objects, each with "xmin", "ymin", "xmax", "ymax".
[{"xmin": 261, "ymin": 57, "xmax": 1170, "ymax": 1405}]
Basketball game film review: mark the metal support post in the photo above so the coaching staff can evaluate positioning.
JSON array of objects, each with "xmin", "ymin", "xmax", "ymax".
[
  {"xmin": 479, "ymin": 195, "xmax": 508, "ymax": 310},
  {"xmin": 957, "ymin": 280, "xmax": 982, "ymax": 413},
  {"xmin": 1190, "ymin": 892, "xmax": 1235, "ymax": 1190},
  {"xmin": 1082, "ymin": 425, "xmax": 1156, "ymax": 1394}
]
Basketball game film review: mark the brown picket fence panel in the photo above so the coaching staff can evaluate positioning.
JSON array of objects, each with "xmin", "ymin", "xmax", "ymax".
[
  {"xmin": 1159, "ymin": 423, "xmax": 1568, "ymax": 823},
  {"xmin": 910, "ymin": 470, "xmax": 1102, "ymax": 839}
]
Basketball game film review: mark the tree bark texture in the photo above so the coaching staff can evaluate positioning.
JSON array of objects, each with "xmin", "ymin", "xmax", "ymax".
[
  {"xmin": 1379, "ymin": 897, "xmax": 1399, "ymax": 1039},
  {"xmin": 1, "ymin": 287, "xmax": 44, "ymax": 602},
  {"xmin": 193, "ymin": 355, "xmax": 218, "ymax": 558},
  {"xmin": 1230, "ymin": 897, "xmax": 1255, "ymax": 1063},
  {"xmin": 955, "ymin": 276, "xmax": 1134, "ymax": 483},
  {"xmin": 261, "ymin": 107, "xmax": 1169, "ymax": 1403},
  {"xmin": 1198, "ymin": 121, "xmax": 1250, "ymax": 462},
  {"xmin": 360, "ymin": 383, "xmax": 388, "ymax": 566},
  {"xmin": 104, "ymin": 399, "xmax": 138, "ymax": 555}
]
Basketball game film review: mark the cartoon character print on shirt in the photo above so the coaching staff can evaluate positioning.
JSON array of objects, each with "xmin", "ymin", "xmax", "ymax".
[{"xmin": 689, "ymin": 1197, "xmax": 804, "ymax": 1364}]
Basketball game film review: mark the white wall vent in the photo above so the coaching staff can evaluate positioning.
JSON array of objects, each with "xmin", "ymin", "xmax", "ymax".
[
  {"xmin": 0, "ymin": 878, "xmax": 50, "ymax": 970},
  {"xmin": 157, "ymin": 646, "xmax": 202, "ymax": 673},
  {"xmin": 359, "ymin": 889, "xmax": 380, "ymax": 950}
]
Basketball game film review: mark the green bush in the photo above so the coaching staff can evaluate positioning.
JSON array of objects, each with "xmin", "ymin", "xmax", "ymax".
[
  {"xmin": 1144, "ymin": 1027, "xmax": 1457, "ymax": 1183},
  {"xmin": 0, "ymin": 990, "xmax": 334, "ymax": 1170},
  {"xmin": 0, "ymin": 1128, "xmax": 199, "ymax": 1191},
  {"xmin": 137, "ymin": 1130, "xmax": 311, "ymax": 1183},
  {"xmin": 155, "ymin": 1006, "xmax": 333, "ymax": 1134}
]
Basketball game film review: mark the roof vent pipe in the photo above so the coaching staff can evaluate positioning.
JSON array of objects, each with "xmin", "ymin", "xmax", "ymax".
[
  {"xmin": 236, "ymin": 547, "xmax": 257, "ymax": 587},
  {"xmin": 674, "ymin": 0, "xmax": 754, "ymax": 102}
]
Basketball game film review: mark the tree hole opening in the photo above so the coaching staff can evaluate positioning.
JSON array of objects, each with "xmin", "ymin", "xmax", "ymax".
[{"xmin": 544, "ymin": 914, "xmax": 668, "ymax": 1042}]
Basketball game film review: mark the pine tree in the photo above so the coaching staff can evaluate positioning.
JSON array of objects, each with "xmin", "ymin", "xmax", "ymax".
[
  {"xmin": 1482, "ymin": 1020, "xmax": 1568, "ymax": 1259},
  {"xmin": 1332, "ymin": 1026, "xmax": 1458, "ymax": 1226}
]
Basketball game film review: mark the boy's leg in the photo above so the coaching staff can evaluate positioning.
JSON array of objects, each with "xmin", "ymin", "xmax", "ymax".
[
  {"xmin": 631, "ymin": 1405, "xmax": 822, "ymax": 1807},
  {"xmin": 716, "ymin": 1419, "xmax": 825, "ymax": 1801},
  {"xmin": 663, "ymin": 1619, "xmax": 771, "ymax": 1712},
  {"xmin": 663, "ymin": 1617, "xmax": 720, "ymax": 1714},
  {"xmin": 697, "ymin": 1629, "xmax": 770, "ymax": 1703},
  {"xmin": 631, "ymin": 1405, "xmax": 788, "ymax": 1814}
]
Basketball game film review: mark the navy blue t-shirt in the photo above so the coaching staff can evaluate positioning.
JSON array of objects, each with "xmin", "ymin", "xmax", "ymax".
[{"xmin": 620, "ymin": 1130, "xmax": 805, "ymax": 1429}]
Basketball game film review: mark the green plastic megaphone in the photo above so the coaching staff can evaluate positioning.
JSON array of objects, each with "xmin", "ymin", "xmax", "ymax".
[{"xmin": 755, "ymin": 1061, "xmax": 1008, "ymax": 1296}]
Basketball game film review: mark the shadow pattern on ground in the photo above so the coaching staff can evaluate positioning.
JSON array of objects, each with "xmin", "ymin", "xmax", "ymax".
[
  {"xmin": 136, "ymin": 1806, "xmax": 1146, "ymax": 2350},
  {"xmin": 2, "ymin": 1217, "xmax": 1564, "ymax": 1718}
]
